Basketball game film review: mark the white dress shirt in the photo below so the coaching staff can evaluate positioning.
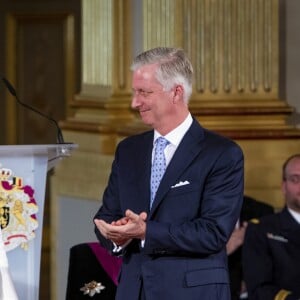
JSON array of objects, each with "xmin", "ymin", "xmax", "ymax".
[
  {"xmin": 153, "ymin": 113, "xmax": 193, "ymax": 166},
  {"xmin": 288, "ymin": 207, "xmax": 300, "ymax": 224}
]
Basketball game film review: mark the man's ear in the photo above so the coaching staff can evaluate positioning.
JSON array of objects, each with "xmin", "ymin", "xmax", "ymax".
[{"xmin": 172, "ymin": 85, "xmax": 184, "ymax": 103}]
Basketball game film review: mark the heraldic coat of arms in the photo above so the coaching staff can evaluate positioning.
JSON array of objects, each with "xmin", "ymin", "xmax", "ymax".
[{"xmin": 0, "ymin": 163, "xmax": 38, "ymax": 251}]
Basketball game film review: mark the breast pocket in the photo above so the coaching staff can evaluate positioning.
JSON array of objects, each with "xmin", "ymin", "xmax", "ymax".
[{"xmin": 169, "ymin": 183, "xmax": 199, "ymax": 196}]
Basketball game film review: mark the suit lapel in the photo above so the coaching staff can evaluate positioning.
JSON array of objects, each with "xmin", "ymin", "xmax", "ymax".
[
  {"xmin": 135, "ymin": 132, "xmax": 153, "ymax": 213},
  {"xmin": 149, "ymin": 120, "xmax": 205, "ymax": 216}
]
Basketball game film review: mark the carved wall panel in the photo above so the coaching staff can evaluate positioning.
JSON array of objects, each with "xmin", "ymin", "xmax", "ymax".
[{"xmin": 5, "ymin": 13, "xmax": 75, "ymax": 145}]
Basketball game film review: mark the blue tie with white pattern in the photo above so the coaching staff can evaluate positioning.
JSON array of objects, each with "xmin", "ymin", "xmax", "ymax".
[{"xmin": 150, "ymin": 137, "xmax": 169, "ymax": 209}]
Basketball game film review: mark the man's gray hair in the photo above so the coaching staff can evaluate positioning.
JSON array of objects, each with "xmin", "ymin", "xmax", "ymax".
[{"xmin": 131, "ymin": 47, "xmax": 193, "ymax": 103}]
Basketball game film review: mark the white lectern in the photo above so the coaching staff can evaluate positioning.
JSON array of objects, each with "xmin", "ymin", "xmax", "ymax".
[{"xmin": 0, "ymin": 144, "xmax": 77, "ymax": 300}]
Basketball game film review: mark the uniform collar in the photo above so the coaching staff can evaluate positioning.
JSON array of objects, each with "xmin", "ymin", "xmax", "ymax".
[{"xmin": 287, "ymin": 207, "xmax": 300, "ymax": 224}]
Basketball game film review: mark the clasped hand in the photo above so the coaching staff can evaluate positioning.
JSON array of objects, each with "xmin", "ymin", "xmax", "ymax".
[{"xmin": 94, "ymin": 209, "xmax": 147, "ymax": 246}]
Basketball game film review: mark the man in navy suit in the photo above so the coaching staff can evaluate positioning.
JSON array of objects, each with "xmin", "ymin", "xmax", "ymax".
[{"xmin": 94, "ymin": 47, "xmax": 244, "ymax": 300}]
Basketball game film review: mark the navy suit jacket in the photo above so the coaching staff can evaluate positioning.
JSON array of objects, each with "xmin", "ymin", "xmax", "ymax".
[{"xmin": 94, "ymin": 119, "xmax": 244, "ymax": 300}]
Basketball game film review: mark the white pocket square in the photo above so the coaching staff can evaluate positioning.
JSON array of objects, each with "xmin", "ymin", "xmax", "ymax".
[{"xmin": 171, "ymin": 180, "xmax": 190, "ymax": 188}]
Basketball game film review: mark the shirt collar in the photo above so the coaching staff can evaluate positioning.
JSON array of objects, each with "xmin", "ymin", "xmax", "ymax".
[
  {"xmin": 153, "ymin": 113, "xmax": 193, "ymax": 146},
  {"xmin": 288, "ymin": 207, "xmax": 300, "ymax": 224}
]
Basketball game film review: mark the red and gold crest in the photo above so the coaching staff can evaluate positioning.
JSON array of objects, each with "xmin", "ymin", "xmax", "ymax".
[{"xmin": 0, "ymin": 163, "xmax": 39, "ymax": 251}]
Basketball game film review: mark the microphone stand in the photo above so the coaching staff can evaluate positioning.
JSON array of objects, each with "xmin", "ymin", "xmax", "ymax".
[{"xmin": 2, "ymin": 77, "xmax": 65, "ymax": 144}]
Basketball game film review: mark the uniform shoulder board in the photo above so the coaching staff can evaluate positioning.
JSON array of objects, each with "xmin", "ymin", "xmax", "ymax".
[
  {"xmin": 249, "ymin": 218, "xmax": 260, "ymax": 224},
  {"xmin": 274, "ymin": 289, "xmax": 291, "ymax": 300}
]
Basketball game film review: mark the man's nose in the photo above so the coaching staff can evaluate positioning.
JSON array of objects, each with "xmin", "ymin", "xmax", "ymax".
[{"xmin": 131, "ymin": 95, "xmax": 140, "ymax": 109}]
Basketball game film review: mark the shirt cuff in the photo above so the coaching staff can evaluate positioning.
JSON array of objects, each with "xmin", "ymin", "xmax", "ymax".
[
  {"xmin": 112, "ymin": 240, "xmax": 132, "ymax": 253},
  {"xmin": 112, "ymin": 243, "xmax": 123, "ymax": 253}
]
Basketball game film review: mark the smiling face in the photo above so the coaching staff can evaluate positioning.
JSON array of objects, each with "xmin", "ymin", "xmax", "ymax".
[
  {"xmin": 282, "ymin": 156, "xmax": 300, "ymax": 213},
  {"xmin": 131, "ymin": 63, "xmax": 188, "ymax": 135}
]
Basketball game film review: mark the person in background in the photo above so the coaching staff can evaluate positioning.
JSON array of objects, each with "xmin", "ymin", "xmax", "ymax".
[
  {"xmin": 93, "ymin": 47, "xmax": 244, "ymax": 300},
  {"xmin": 227, "ymin": 195, "xmax": 274, "ymax": 300},
  {"xmin": 242, "ymin": 154, "xmax": 300, "ymax": 300}
]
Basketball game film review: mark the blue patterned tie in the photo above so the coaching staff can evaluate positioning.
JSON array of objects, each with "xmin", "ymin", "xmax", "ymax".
[{"xmin": 150, "ymin": 137, "xmax": 169, "ymax": 208}]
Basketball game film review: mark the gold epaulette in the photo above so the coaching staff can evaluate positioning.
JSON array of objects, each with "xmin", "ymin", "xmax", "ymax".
[
  {"xmin": 274, "ymin": 289, "xmax": 292, "ymax": 300},
  {"xmin": 249, "ymin": 218, "xmax": 260, "ymax": 224}
]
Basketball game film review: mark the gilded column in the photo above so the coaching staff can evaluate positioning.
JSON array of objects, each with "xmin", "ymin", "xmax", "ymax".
[
  {"xmin": 183, "ymin": 0, "xmax": 279, "ymax": 102},
  {"xmin": 143, "ymin": 0, "xmax": 181, "ymax": 48},
  {"xmin": 70, "ymin": 0, "xmax": 134, "ymax": 126},
  {"xmin": 80, "ymin": 0, "xmax": 113, "ymax": 98}
]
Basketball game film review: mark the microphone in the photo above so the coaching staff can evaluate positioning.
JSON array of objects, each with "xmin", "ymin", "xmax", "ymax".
[{"xmin": 2, "ymin": 76, "xmax": 65, "ymax": 144}]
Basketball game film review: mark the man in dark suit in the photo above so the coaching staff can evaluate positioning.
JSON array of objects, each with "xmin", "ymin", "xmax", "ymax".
[
  {"xmin": 227, "ymin": 195, "xmax": 274, "ymax": 300},
  {"xmin": 94, "ymin": 47, "xmax": 244, "ymax": 300},
  {"xmin": 242, "ymin": 154, "xmax": 300, "ymax": 300}
]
